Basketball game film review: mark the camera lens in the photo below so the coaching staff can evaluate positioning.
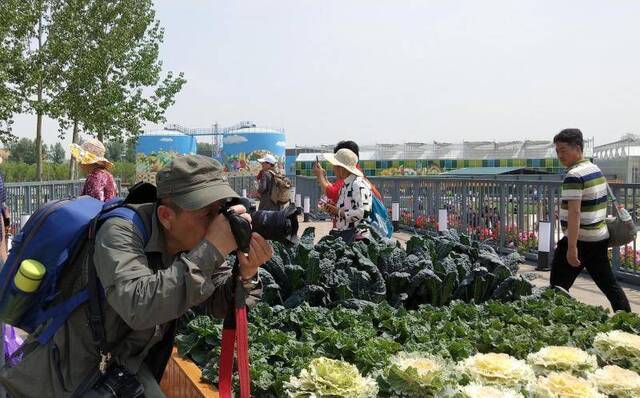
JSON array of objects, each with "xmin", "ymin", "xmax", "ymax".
[{"xmin": 251, "ymin": 205, "xmax": 300, "ymax": 245}]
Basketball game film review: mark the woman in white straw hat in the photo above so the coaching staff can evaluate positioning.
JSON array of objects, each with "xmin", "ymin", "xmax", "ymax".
[
  {"xmin": 70, "ymin": 138, "xmax": 117, "ymax": 202},
  {"xmin": 321, "ymin": 148, "xmax": 373, "ymax": 243}
]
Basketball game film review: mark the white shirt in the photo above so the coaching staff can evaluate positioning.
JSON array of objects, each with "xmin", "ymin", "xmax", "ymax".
[{"xmin": 335, "ymin": 174, "xmax": 372, "ymax": 231}]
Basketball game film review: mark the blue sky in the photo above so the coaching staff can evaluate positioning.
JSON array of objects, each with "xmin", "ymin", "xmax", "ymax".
[{"xmin": 10, "ymin": 0, "xmax": 640, "ymax": 148}]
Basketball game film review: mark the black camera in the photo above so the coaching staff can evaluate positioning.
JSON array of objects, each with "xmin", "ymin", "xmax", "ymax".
[
  {"xmin": 223, "ymin": 197, "xmax": 301, "ymax": 253},
  {"xmin": 82, "ymin": 365, "xmax": 144, "ymax": 398}
]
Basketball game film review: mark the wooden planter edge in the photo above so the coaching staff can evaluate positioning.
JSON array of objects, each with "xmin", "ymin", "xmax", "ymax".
[{"xmin": 160, "ymin": 347, "xmax": 219, "ymax": 398}]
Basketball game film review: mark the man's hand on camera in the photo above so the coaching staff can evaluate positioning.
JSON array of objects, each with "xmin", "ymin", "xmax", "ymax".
[
  {"xmin": 206, "ymin": 204, "xmax": 251, "ymax": 255},
  {"xmin": 238, "ymin": 233, "xmax": 273, "ymax": 280}
]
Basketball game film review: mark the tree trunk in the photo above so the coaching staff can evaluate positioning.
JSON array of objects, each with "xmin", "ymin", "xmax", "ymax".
[
  {"xmin": 35, "ymin": 12, "xmax": 44, "ymax": 181},
  {"xmin": 97, "ymin": 131, "xmax": 103, "ymax": 142},
  {"xmin": 35, "ymin": 111, "xmax": 43, "ymax": 181},
  {"xmin": 68, "ymin": 120, "xmax": 79, "ymax": 179}
]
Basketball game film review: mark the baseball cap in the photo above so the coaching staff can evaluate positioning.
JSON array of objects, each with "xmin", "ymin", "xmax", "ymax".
[
  {"xmin": 156, "ymin": 155, "xmax": 239, "ymax": 210},
  {"xmin": 257, "ymin": 154, "xmax": 277, "ymax": 165}
]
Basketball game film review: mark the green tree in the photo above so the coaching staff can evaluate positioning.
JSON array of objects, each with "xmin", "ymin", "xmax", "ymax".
[
  {"xmin": 105, "ymin": 139, "xmax": 126, "ymax": 162},
  {"xmin": 111, "ymin": 161, "xmax": 136, "ymax": 184},
  {"xmin": 49, "ymin": 142, "xmax": 65, "ymax": 164},
  {"xmin": 1, "ymin": 0, "xmax": 185, "ymax": 180},
  {"xmin": 0, "ymin": 1, "xmax": 28, "ymax": 143},
  {"xmin": 42, "ymin": 143, "xmax": 50, "ymax": 162},
  {"xmin": 8, "ymin": 138, "xmax": 37, "ymax": 164},
  {"xmin": 46, "ymin": 0, "xmax": 185, "ymax": 177},
  {"xmin": 125, "ymin": 137, "xmax": 137, "ymax": 163},
  {"xmin": 0, "ymin": 0, "xmax": 81, "ymax": 180}
]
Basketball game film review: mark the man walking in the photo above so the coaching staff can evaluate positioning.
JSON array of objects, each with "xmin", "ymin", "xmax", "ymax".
[{"xmin": 551, "ymin": 128, "xmax": 631, "ymax": 312}]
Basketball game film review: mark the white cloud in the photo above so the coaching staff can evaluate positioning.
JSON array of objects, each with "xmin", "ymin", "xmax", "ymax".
[
  {"xmin": 276, "ymin": 141, "xmax": 287, "ymax": 148},
  {"xmin": 224, "ymin": 135, "xmax": 248, "ymax": 144}
]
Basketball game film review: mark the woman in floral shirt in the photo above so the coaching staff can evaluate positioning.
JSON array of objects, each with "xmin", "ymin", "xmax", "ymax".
[
  {"xmin": 321, "ymin": 148, "xmax": 372, "ymax": 243},
  {"xmin": 70, "ymin": 138, "xmax": 117, "ymax": 202}
]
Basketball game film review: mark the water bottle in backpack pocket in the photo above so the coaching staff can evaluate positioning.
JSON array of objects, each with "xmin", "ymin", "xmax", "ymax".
[{"xmin": 0, "ymin": 259, "xmax": 46, "ymax": 324}]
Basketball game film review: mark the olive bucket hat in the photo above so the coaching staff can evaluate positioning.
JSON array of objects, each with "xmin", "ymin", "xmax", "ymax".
[{"xmin": 156, "ymin": 155, "xmax": 239, "ymax": 210}]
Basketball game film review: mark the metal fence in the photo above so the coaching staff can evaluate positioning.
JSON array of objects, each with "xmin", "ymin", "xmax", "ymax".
[
  {"xmin": 4, "ymin": 179, "xmax": 121, "ymax": 235},
  {"xmin": 291, "ymin": 175, "xmax": 640, "ymax": 284},
  {"xmin": 6, "ymin": 176, "xmax": 640, "ymax": 284}
]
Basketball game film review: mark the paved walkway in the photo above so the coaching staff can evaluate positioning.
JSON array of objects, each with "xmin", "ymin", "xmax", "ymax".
[{"xmin": 299, "ymin": 220, "xmax": 640, "ymax": 313}]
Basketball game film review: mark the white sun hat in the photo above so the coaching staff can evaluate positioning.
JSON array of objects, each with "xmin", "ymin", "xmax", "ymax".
[{"xmin": 323, "ymin": 148, "xmax": 362, "ymax": 177}]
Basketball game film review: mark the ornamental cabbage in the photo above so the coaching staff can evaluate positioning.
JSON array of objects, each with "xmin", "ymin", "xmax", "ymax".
[
  {"xmin": 526, "ymin": 346, "xmax": 597, "ymax": 376},
  {"xmin": 458, "ymin": 353, "xmax": 535, "ymax": 389},
  {"xmin": 593, "ymin": 330, "xmax": 640, "ymax": 372},
  {"xmin": 284, "ymin": 357, "xmax": 379, "ymax": 398},
  {"xmin": 377, "ymin": 352, "xmax": 452, "ymax": 397},
  {"xmin": 531, "ymin": 372, "xmax": 604, "ymax": 398},
  {"xmin": 457, "ymin": 383, "xmax": 524, "ymax": 398},
  {"xmin": 589, "ymin": 365, "xmax": 640, "ymax": 398}
]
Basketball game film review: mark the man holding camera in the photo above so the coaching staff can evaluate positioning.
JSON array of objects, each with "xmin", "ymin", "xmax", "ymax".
[{"xmin": 0, "ymin": 155, "xmax": 272, "ymax": 397}]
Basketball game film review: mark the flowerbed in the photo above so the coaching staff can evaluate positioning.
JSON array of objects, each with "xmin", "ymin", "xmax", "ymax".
[
  {"xmin": 177, "ymin": 291, "xmax": 640, "ymax": 397},
  {"xmin": 176, "ymin": 227, "xmax": 640, "ymax": 397}
]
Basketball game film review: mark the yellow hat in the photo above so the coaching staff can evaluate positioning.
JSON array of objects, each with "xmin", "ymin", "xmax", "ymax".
[{"xmin": 69, "ymin": 138, "xmax": 113, "ymax": 169}]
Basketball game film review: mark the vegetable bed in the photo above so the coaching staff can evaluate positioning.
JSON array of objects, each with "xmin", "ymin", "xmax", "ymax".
[
  {"xmin": 260, "ymin": 227, "xmax": 533, "ymax": 309},
  {"xmin": 175, "ymin": 227, "xmax": 640, "ymax": 397}
]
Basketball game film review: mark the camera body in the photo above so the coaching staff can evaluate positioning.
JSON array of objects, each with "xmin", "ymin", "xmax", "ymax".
[
  {"xmin": 83, "ymin": 365, "xmax": 144, "ymax": 398},
  {"xmin": 223, "ymin": 197, "xmax": 301, "ymax": 252}
]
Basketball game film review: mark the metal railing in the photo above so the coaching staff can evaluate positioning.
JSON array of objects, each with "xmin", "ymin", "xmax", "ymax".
[
  {"xmin": 4, "ymin": 179, "xmax": 121, "ymax": 235},
  {"xmin": 291, "ymin": 175, "xmax": 640, "ymax": 284},
  {"xmin": 6, "ymin": 176, "xmax": 640, "ymax": 284}
]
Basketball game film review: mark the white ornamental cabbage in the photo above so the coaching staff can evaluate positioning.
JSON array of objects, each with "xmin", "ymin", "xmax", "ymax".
[
  {"xmin": 593, "ymin": 330, "xmax": 640, "ymax": 372},
  {"xmin": 379, "ymin": 352, "xmax": 452, "ymax": 396},
  {"xmin": 589, "ymin": 365, "xmax": 640, "ymax": 398},
  {"xmin": 457, "ymin": 383, "xmax": 524, "ymax": 398},
  {"xmin": 458, "ymin": 353, "xmax": 535, "ymax": 389},
  {"xmin": 531, "ymin": 372, "xmax": 605, "ymax": 398},
  {"xmin": 527, "ymin": 346, "xmax": 598, "ymax": 376},
  {"xmin": 284, "ymin": 357, "xmax": 379, "ymax": 398}
]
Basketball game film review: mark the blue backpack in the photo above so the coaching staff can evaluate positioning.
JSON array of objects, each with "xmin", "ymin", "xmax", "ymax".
[
  {"xmin": 0, "ymin": 195, "xmax": 149, "ymax": 345},
  {"xmin": 369, "ymin": 195, "xmax": 394, "ymax": 238}
]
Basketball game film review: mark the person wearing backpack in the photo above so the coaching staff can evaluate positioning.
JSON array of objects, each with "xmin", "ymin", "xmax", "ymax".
[
  {"xmin": 257, "ymin": 154, "xmax": 289, "ymax": 210},
  {"xmin": 313, "ymin": 141, "xmax": 383, "ymax": 204},
  {"xmin": 0, "ymin": 155, "xmax": 272, "ymax": 397},
  {"xmin": 313, "ymin": 141, "xmax": 393, "ymax": 237},
  {"xmin": 320, "ymin": 148, "xmax": 373, "ymax": 244}
]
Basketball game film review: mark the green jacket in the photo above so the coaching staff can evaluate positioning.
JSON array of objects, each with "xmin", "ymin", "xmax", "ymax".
[{"xmin": 0, "ymin": 203, "xmax": 262, "ymax": 397}]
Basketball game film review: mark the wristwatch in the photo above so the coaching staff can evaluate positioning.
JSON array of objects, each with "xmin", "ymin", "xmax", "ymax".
[{"xmin": 239, "ymin": 273, "xmax": 260, "ymax": 289}]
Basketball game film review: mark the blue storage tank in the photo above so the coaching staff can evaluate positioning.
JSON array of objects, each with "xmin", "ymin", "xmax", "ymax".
[
  {"xmin": 222, "ymin": 127, "xmax": 286, "ymax": 175},
  {"xmin": 136, "ymin": 130, "xmax": 197, "ymax": 155},
  {"xmin": 135, "ymin": 130, "xmax": 198, "ymax": 177}
]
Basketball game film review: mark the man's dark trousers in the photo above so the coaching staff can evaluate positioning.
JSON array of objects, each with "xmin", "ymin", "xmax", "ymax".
[{"xmin": 551, "ymin": 237, "xmax": 631, "ymax": 312}]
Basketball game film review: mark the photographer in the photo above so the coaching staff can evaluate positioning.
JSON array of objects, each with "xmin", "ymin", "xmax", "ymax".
[{"xmin": 0, "ymin": 155, "xmax": 272, "ymax": 397}]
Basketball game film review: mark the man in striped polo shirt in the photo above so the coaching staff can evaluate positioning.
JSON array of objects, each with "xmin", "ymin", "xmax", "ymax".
[{"xmin": 551, "ymin": 128, "xmax": 630, "ymax": 312}]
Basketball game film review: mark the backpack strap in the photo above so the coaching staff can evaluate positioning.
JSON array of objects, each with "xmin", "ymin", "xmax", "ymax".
[
  {"xmin": 87, "ymin": 205, "xmax": 150, "ymax": 372},
  {"xmin": 86, "ymin": 216, "xmax": 110, "ymax": 372}
]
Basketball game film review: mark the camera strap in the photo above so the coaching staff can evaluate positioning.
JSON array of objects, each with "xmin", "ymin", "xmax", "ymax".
[
  {"xmin": 86, "ymin": 217, "xmax": 112, "ymax": 374},
  {"xmin": 218, "ymin": 259, "xmax": 251, "ymax": 398}
]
